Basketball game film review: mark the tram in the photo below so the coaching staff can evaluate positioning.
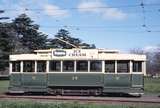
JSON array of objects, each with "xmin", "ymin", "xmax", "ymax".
[{"xmin": 8, "ymin": 48, "xmax": 146, "ymax": 96}]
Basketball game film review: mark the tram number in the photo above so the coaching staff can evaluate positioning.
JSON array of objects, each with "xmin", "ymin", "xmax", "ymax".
[
  {"xmin": 116, "ymin": 76, "xmax": 120, "ymax": 80},
  {"xmin": 72, "ymin": 76, "xmax": 78, "ymax": 80},
  {"xmin": 32, "ymin": 76, "xmax": 36, "ymax": 80}
]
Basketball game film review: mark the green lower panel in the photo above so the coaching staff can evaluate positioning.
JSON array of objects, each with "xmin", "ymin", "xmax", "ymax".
[
  {"xmin": 132, "ymin": 74, "xmax": 143, "ymax": 87},
  {"xmin": 104, "ymin": 74, "xmax": 131, "ymax": 87},
  {"xmin": 9, "ymin": 74, "xmax": 21, "ymax": 87},
  {"xmin": 21, "ymin": 74, "xmax": 47, "ymax": 87},
  {"xmin": 48, "ymin": 73, "xmax": 103, "ymax": 87},
  {"xmin": 103, "ymin": 87, "xmax": 143, "ymax": 93}
]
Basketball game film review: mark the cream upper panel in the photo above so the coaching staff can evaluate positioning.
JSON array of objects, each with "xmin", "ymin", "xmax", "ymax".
[
  {"xmin": 10, "ymin": 49, "xmax": 98, "ymax": 61},
  {"xmin": 10, "ymin": 49, "xmax": 146, "ymax": 61},
  {"xmin": 10, "ymin": 54, "xmax": 51, "ymax": 61},
  {"xmin": 99, "ymin": 53, "xmax": 146, "ymax": 61}
]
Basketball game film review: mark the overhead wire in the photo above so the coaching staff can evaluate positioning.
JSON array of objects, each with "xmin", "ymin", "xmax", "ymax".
[
  {"xmin": 1, "ymin": 3, "xmax": 160, "ymax": 11},
  {"xmin": 0, "ymin": 2, "xmax": 160, "ymax": 33},
  {"xmin": 39, "ymin": 25, "xmax": 160, "ymax": 33}
]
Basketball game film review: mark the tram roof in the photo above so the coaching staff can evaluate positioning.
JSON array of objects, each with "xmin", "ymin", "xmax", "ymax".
[
  {"xmin": 34, "ymin": 48, "xmax": 120, "ymax": 53},
  {"xmin": 10, "ymin": 48, "xmax": 146, "ymax": 61}
]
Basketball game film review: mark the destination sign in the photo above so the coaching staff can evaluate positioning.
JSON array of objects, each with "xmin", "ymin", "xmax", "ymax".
[{"xmin": 53, "ymin": 50, "xmax": 66, "ymax": 56}]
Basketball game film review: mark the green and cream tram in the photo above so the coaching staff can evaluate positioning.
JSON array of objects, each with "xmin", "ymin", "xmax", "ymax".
[{"xmin": 9, "ymin": 48, "xmax": 146, "ymax": 96}]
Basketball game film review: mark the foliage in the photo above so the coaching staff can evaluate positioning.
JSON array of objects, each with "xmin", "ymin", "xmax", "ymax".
[
  {"xmin": 0, "ymin": 23, "xmax": 15, "ymax": 70},
  {"xmin": 12, "ymin": 14, "xmax": 47, "ymax": 52},
  {"xmin": 130, "ymin": 48, "xmax": 144, "ymax": 55},
  {"xmin": 47, "ymin": 29, "xmax": 96, "ymax": 49},
  {"xmin": 153, "ymin": 51, "xmax": 160, "ymax": 75},
  {"xmin": 0, "ymin": 14, "xmax": 48, "ymax": 71}
]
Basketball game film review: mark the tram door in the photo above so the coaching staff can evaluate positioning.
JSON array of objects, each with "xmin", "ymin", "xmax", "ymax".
[
  {"xmin": 104, "ymin": 61, "xmax": 131, "ymax": 87},
  {"xmin": 131, "ymin": 61, "xmax": 144, "ymax": 87}
]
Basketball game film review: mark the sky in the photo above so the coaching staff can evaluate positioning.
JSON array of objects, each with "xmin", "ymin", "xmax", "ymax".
[{"xmin": 0, "ymin": 0, "xmax": 160, "ymax": 52}]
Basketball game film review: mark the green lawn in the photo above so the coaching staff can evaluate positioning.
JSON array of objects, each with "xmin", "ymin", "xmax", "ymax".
[
  {"xmin": 0, "ymin": 77, "xmax": 160, "ymax": 94},
  {"xmin": 144, "ymin": 77, "xmax": 160, "ymax": 93},
  {"xmin": 0, "ymin": 100, "xmax": 159, "ymax": 108},
  {"xmin": 0, "ymin": 80, "xmax": 9, "ymax": 93}
]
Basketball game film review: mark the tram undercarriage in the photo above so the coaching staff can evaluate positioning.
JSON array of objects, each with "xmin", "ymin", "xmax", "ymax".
[{"xmin": 8, "ymin": 85, "xmax": 143, "ymax": 97}]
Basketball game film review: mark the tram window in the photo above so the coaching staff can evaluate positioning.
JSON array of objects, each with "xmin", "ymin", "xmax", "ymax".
[
  {"xmin": 23, "ymin": 61, "xmax": 35, "ymax": 72},
  {"xmin": 105, "ymin": 61, "xmax": 115, "ymax": 73},
  {"xmin": 133, "ymin": 61, "xmax": 142, "ymax": 72},
  {"xmin": 49, "ymin": 61, "xmax": 61, "ymax": 72},
  {"xmin": 117, "ymin": 61, "xmax": 129, "ymax": 73},
  {"xmin": 90, "ymin": 61, "xmax": 102, "ymax": 72},
  {"xmin": 63, "ymin": 61, "xmax": 74, "ymax": 72},
  {"xmin": 12, "ymin": 61, "xmax": 20, "ymax": 72},
  {"xmin": 76, "ymin": 61, "xmax": 88, "ymax": 72},
  {"xmin": 37, "ymin": 61, "xmax": 46, "ymax": 72}
]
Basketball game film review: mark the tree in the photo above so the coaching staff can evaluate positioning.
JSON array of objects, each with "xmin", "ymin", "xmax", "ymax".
[
  {"xmin": 130, "ymin": 48, "xmax": 144, "ymax": 55},
  {"xmin": 153, "ymin": 49, "xmax": 160, "ymax": 75},
  {"xmin": 0, "ymin": 14, "xmax": 48, "ymax": 72},
  {"xmin": 0, "ymin": 22, "xmax": 14, "ymax": 71},
  {"xmin": 12, "ymin": 14, "xmax": 47, "ymax": 52},
  {"xmin": 47, "ymin": 29, "xmax": 96, "ymax": 49}
]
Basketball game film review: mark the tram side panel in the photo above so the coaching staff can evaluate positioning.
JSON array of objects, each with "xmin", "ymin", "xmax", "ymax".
[
  {"xmin": 21, "ymin": 73, "xmax": 47, "ymax": 92},
  {"xmin": 103, "ymin": 74, "xmax": 132, "ymax": 93},
  {"xmin": 103, "ymin": 74, "xmax": 143, "ymax": 94},
  {"xmin": 47, "ymin": 73, "xmax": 103, "ymax": 88},
  {"xmin": 9, "ymin": 74, "xmax": 22, "ymax": 93},
  {"xmin": 9, "ymin": 73, "xmax": 47, "ymax": 93},
  {"xmin": 104, "ymin": 74, "xmax": 131, "ymax": 87}
]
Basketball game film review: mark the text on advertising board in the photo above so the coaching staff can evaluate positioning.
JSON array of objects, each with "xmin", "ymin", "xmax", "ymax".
[{"xmin": 68, "ymin": 50, "xmax": 86, "ymax": 57}]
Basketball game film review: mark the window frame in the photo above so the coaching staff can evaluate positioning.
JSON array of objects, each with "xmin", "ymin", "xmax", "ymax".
[
  {"xmin": 49, "ymin": 60, "xmax": 61, "ymax": 72},
  {"xmin": 37, "ymin": 61, "xmax": 46, "ymax": 73},
  {"xmin": 76, "ymin": 60, "xmax": 88, "ymax": 72},
  {"xmin": 90, "ymin": 60, "xmax": 102, "ymax": 72},
  {"xmin": 62, "ymin": 60, "xmax": 75, "ymax": 72},
  {"xmin": 11, "ymin": 61, "xmax": 21, "ymax": 73},
  {"xmin": 132, "ymin": 61, "xmax": 142, "ymax": 73},
  {"xmin": 23, "ymin": 61, "xmax": 35, "ymax": 73},
  {"xmin": 105, "ymin": 60, "xmax": 115, "ymax": 73},
  {"xmin": 117, "ymin": 60, "xmax": 130, "ymax": 73}
]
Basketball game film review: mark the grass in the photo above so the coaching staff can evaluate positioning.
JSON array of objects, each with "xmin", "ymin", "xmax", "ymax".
[
  {"xmin": 0, "ymin": 80, "xmax": 9, "ymax": 93},
  {"xmin": 0, "ymin": 77, "xmax": 160, "ymax": 94},
  {"xmin": 0, "ymin": 100, "xmax": 159, "ymax": 108},
  {"xmin": 144, "ymin": 77, "xmax": 160, "ymax": 93}
]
